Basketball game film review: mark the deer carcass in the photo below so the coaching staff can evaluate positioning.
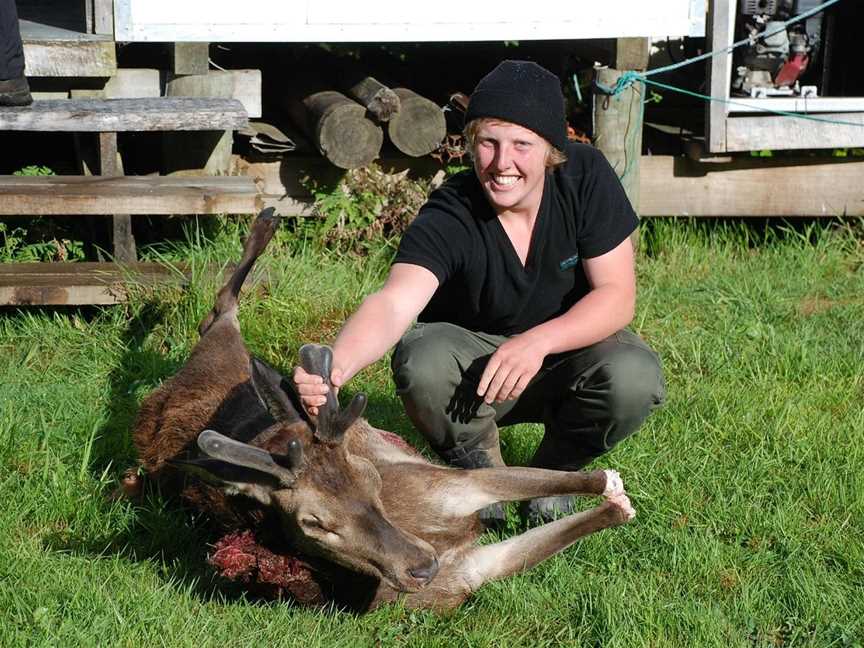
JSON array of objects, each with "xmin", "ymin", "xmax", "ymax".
[{"xmin": 131, "ymin": 208, "xmax": 636, "ymax": 612}]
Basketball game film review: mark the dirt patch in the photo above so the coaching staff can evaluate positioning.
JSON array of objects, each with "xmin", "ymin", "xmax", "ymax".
[{"xmin": 796, "ymin": 295, "xmax": 862, "ymax": 317}]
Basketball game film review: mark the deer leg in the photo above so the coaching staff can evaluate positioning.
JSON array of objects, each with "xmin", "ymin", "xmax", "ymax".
[
  {"xmin": 425, "ymin": 467, "xmax": 621, "ymax": 518},
  {"xmin": 457, "ymin": 491, "xmax": 635, "ymax": 592},
  {"xmin": 198, "ymin": 207, "xmax": 279, "ymax": 336}
]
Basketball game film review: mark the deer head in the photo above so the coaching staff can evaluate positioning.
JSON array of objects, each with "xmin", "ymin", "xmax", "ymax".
[{"xmin": 174, "ymin": 345, "xmax": 439, "ymax": 592}]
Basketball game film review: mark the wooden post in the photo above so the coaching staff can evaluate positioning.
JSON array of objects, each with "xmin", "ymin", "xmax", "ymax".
[
  {"xmin": 85, "ymin": 0, "xmax": 94, "ymax": 35},
  {"xmin": 94, "ymin": 0, "xmax": 114, "ymax": 36},
  {"xmin": 706, "ymin": 0, "xmax": 735, "ymax": 153},
  {"xmin": 594, "ymin": 37, "xmax": 649, "ymax": 247},
  {"xmin": 172, "ymin": 43, "xmax": 210, "ymax": 76},
  {"xmin": 99, "ymin": 132, "xmax": 137, "ymax": 263},
  {"xmin": 594, "ymin": 68, "xmax": 646, "ymax": 214}
]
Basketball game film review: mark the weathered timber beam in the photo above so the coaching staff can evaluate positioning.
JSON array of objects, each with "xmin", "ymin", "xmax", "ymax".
[
  {"xmin": 640, "ymin": 155, "xmax": 864, "ymax": 217},
  {"xmin": 0, "ymin": 98, "xmax": 247, "ymax": 132},
  {"xmin": 0, "ymin": 262, "xmax": 187, "ymax": 306},
  {"xmin": 0, "ymin": 176, "xmax": 262, "ymax": 215},
  {"xmin": 22, "ymin": 39, "xmax": 116, "ymax": 77}
]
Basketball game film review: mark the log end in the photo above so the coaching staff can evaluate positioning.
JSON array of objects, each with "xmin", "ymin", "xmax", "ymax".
[
  {"xmin": 367, "ymin": 88, "xmax": 401, "ymax": 122},
  {"xmin": 319, "ymin": 106, "xmax": 384, "ymax": 169},
  {"xmin": 387, "ymin": 91, "xmax": 446, "ymax": 158}
]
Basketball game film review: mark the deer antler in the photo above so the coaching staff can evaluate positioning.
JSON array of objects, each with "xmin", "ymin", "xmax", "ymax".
[
  {"xmin": 197, "ymin": 429, "xmax": 303, "ymax": 486},
  {"xmin": 298, "ymin": 344, "xmax": 367, "ymax": 444}
]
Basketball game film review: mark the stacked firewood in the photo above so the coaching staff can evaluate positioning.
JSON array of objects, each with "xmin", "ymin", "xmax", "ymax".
[{"xmin": 285, "ymin": 52, "xmax": 447, "ymax": 170}]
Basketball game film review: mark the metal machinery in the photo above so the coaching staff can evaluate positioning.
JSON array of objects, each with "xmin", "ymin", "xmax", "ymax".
[{"xmin": 732, "ymin": 0, "xmax": 825, "ymax": 97}]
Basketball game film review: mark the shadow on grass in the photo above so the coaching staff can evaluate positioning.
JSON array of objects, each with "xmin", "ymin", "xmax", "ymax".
[
  {"xmin": 35, "ymin": 299, "xmax": 264, "ymax": 605},
  {"xmin": 90, "ymin": 300, "xmax": 183, "ymax": 473}
]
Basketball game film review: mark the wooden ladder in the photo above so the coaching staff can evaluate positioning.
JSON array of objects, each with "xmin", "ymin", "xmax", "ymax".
[{"xmin": 0, "ymin": 97, "xmax": 260, "ymax": 306}]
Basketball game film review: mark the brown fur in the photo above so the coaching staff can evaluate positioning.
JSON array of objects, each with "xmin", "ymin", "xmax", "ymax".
[{"xmin": 131, "ymin": 208, "xmax": 636, "ymax": 612}]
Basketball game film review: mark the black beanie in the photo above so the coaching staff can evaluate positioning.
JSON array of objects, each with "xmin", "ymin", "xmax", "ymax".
[{"xmin": 465, "ymin": 60, "xmax": 567, "ymax": 151}]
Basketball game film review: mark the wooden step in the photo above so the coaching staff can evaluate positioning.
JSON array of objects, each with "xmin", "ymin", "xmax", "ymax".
[
  {"xmin": 0, "ymin": 97, "xmax": 248, "ymax": 132},
  {"xmin": 0, "ymin": 175, "xmax": 262, "ymax": 215},
  {"xmin": 0, "ymin": 262, "xmax": 188, "ymax": 306},
  {"xmin": 21, "ymin": 20, "xmax": 116, "ymax": 78}
]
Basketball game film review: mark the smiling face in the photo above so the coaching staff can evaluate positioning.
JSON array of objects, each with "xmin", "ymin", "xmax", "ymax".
[{"xmin": 471, "ymin": 119, "xmax": 551, "ymax": 217}]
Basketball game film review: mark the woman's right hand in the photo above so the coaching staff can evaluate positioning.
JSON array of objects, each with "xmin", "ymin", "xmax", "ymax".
[{"xmin": 292, "ymin": 365, "xmax": 343, "ymax": 417}]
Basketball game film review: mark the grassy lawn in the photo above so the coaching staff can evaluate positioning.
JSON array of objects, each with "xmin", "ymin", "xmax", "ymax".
[{"xmin": 1, "ymin": 218, "xmax": 862, "ymax": 647}]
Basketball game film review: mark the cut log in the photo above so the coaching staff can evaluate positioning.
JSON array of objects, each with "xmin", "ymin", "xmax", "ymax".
[
  {"xmin": 386, "ymin": 88, "xmax": 446, "ymax": 157},
  {"xmin": 344, "ymin": 76, "xmax": 401, "ymax": 122},
  {"xmin": 291, "ymin": 91, "xmax": 383, "ymax": 169}
]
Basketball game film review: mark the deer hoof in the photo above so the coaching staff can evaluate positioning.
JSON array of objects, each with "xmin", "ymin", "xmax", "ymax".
[
  {"xmin": 607, "ymin": 492, "xmax": 636, "ymax": 522},
  {"xmin": 602, "ymin": 469, "xmax": 625, "ymax": 498}
]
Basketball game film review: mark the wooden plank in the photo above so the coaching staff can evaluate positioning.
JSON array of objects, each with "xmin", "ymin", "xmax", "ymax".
[
  {"xmin": 229, "ymin": 154, "xmax": 441, "ymax": 198},
  {"xmin": 70, "ymin": 69, "xmax": 162, "ymax": 100},
  {"xmin": 0, "ymin": 263, "xmax": 187, "ymax": 306},
  {"xmin": 724, "ymin": 114, "xmax": 864, "ymax": 152},
  {"xmin": 22, "ymin": 39, "xmax": 116, "ymax": 78},
  {"xmin": 705, "ymin": 0, "xmax": 734, "ymax": 153},
  {"xmin": 166, "ymin": 70, "xmax": 262, "ymax": 118},
  {"xmin": 727, "ymin": 97, "xmax": 864, "ymax": 114},
  {"xmin": 0, "ymin": 98, "xmax": 248, "ymax": 132},
  {"xmin": 640, "ymin": 155, "xmax": 864, "ymax": 217},
  {"xmin": 0, "ymin": 176, "xmax": 262, "ymax": 215}
]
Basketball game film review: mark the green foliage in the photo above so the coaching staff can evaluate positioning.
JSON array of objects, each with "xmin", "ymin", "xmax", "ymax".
[
  {"xmin": 1, "ymin": 218, "xmax": 863, "ymax": 646},
  {"xmin": 299, "ymin": 163, "xmax": 432, "ymax": 253},
  {"xmin": 3, "ymin": 164, "xmax": 85, "ymax": 262},
  {"xmin": 0, "ymin": 222, "xmax": 85, "ymax": 262},
  {"xmin": 13, "ymin": 165, "xmax": 55, "ymax": 177}
]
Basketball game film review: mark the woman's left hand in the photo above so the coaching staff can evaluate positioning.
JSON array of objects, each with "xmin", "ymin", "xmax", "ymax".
[{"xmin": 476, "ymin": 334, "xmax": 547, "ymax": 404}]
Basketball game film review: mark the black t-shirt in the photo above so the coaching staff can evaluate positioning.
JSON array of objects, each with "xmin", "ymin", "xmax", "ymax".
[{"xmin": 393, "ymin": 142, "xmax": 638, "ymax": 336}]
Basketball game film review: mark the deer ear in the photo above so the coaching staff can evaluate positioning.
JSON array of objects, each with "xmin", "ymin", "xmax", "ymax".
[
  {"xmin": 249, "ymin": 357, "xmax": 305, "ymax": 424},
  {"xmin": 169, "ymin": 457, "xmax": 276, "ymax": 506}
]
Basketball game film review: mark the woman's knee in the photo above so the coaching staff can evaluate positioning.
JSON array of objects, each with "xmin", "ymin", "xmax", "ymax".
[
  {"xmin": 595, "ymin": 343, "xmax": 666, "ymax": 423},
  {"xmin": 391, "ymin": 323, "xmax": 466, "ymax": 398}
]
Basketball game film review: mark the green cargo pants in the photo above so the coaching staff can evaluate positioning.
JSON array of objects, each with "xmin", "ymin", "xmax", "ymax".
[{"xmin": 391, "ymin": 322, "xmax": 666, "ymax": 470}]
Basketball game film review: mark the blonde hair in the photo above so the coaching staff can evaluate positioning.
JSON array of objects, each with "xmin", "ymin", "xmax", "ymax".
[{"xmin": 463, "ymin": 118, "xmax": 568, "ymax": 169}]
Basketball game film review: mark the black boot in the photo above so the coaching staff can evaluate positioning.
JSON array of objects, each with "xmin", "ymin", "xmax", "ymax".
[
  {"xmin": 438, "ymin": 444, "xmax": 507, "ymax": 532},
  {"xmin": 519, "ymin": 495, "xmax": 578, "ymax": 527},
  {"xmin": 520, "ymin": 431, "xmax": 594, "ymax": 527},
  {"xmin": 0, "ymin": 76, "xmax": 32, "ymax": 106}
]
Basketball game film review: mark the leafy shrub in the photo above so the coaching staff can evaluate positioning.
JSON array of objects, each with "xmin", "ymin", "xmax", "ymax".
[
  {"xmin": 300, "ymin": 163, "xmax": 434, "ymax": 253},
  {"xmin": 1, "ymin": 165, "xmax": 86, "ymax": 262}
]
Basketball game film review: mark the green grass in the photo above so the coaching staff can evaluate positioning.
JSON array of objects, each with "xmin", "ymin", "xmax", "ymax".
[{"xmin": 1, "ymin": 217, "xmax": 862, "ymax": 647}]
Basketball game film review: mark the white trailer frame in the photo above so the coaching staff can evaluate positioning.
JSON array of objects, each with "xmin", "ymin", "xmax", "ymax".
[{"xmin": 111, "ymin": 0, "xmax": 694, "ymax": 43}]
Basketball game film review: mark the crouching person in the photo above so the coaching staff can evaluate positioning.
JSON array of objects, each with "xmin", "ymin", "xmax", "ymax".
[{"xmin": 295, "ymin": 60, "xmax": 666, "ymax": 527}]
